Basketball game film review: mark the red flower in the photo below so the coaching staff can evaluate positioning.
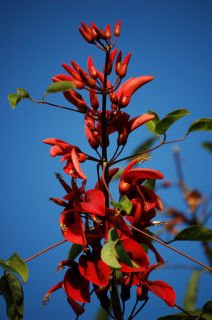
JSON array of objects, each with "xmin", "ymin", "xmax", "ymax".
[
  {"xmin": 59, "ymin": 209, "xmax": 87, "ymax": 245},
  {"xmin": 79, "ymin": 250, "xmax": 111, "ymax": 287},
  {"xmin": 42, "ymin": 261, "xmax": 90, "ymax": 316},
  {"xmin": 119, "ymin": 157, "xmax": 164, "ymax": 194},
  {"xmin": 43, "ymin": 138, "xmax": 87, "ymax": 180},
  {"xmin": 136, "ymin": 264, "xmax": 176, "ymax": 307}
]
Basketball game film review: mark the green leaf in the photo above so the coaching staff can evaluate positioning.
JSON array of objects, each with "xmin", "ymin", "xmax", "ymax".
[
  {"xmin": 169, "ymin": 226, "xmax": 212, "ymax": 243},
  {"xmin": 144, "ymin": 178, "xmax": 156, "ymax": 191},
  {"xmin": 131, "ymin": 136, "xmax": 157, "ymax": 158},
  {"xmin": 0, "ymin": 273, "xmax": 24, "ymax": 320},
  {"xmin": 188, "ymin": 118, "xmax": 212, "ymax": 133},
  {"xmin": 0, "ymin": 253, "xmax": 29, "ymax": 283},
  {"xmin": 119, "ymin": 196, "xmax": 132, "ymax": 215},
  {"xmin": 16, "ymin": 88, "xmax": 29, "ymax": 99},
  {"xmin": 110, "ymin": 196, "xmax": 132, "ymax": 215},
  {"xmin": 183, "ymin": 271, "xmax": 202, "ymax": 311},
  {"xmin": 67, "ymin": 244, "xmax": 83, "ymax": 260},
  {"xmin": 155, "ymin": 109, "xmax": 190, "ymax": 135},
  {"xmin": 145, "ymin": 110, "xmax": 160, "ymax": 134},
  {"xmin": 202, "ymin": 142, "xmax": 212, "ymax": 153},
  {"xmin": 46, "ymin": 81, "xmax": 76, "ymax": 93},
  {"xmin": 8, "ymin": 88, "xmax": 30, "ymax": 109},
  {"xmin": 108, "ymin": 228, "xmax": 139, "ymax": 268},
  {"xmin": 203, "ymin": 301, "xmax": 212, "ymax": 315},
  {"xmin": 111, "ymin": 168, "xmax": 123, "ymax": 181},
  {"xmin": 101, "ymin": 241, "xmax": 121, "ymax": 269}
]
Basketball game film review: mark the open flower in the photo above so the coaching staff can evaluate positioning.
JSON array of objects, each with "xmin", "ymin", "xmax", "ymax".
[
  {"xmin": 42, "ymin": 261, "xmax": 90, "ymax": 316},
  {"xmin": 43, "ymin": 138, "xmax": 87, "ymax": 180},
  {"xmin": 136, "ymin": 264, "xmax": 176, "ymax": 307}
]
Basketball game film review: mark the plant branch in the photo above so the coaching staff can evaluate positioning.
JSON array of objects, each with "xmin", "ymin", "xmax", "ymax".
[
  {"xmin": 127, "ymin": 224, "xmax": 212, "ymax": 272},
  {"xmin": 24, "ymin": 239, "xmax": 67, "ymax": 263}
]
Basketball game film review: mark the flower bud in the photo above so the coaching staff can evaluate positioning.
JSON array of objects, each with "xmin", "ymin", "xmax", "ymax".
[
  {"xmin": 114, "ymin": 20, "xmax": 121, "ymax": 37},
  {"xmin": 104, "ymin": 24, "xmax": 111, "ymax": 39},
  {"xmin": 115, "ymin": 50, "xmax": 122, "ymax": 75},
  {"xmin": 109, "ymin": 92, "xmax": 118, "ymax": 105},
  {"xmin": 89, "ymin": 89, "xmax": 99, "ymax": 110},
  {"xmin": 103, "ymin": 48, "xmax": 118, "ymax": 75},
  {"xmin": 87, "ymin": 56, "xmax": 98, "ymax": 79},
  {"xmin": 78, "ymin": 27, "xmax": 94, "ymax": 44},
  {"xmin": 79, "ymin": 68, "xmax": 96, "ymax": 88}
]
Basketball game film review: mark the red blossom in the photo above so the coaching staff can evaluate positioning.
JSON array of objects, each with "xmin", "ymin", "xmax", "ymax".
[{"xmin": 43, "ymin": 138, "xmax": 87, "ymax": 180}]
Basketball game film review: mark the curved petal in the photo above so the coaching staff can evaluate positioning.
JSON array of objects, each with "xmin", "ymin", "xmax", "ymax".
[
  {"xmin": 119, "ymin": 239, "xmax": 149, "ymax": 272},
  {"xmin": 59, "ymin": 209, "xmax": 87, "ymax": 245},
  {"xmin": 146, "ymin": 280, "xmax": 176, "ymax": 307},
  {"xmin": 64, "ymin": 267, "xmax": 90, "ymax": 303},
  {"xmin": 78, "ymin": 189, "xmax": 105, "ymax": 216},
  {"xmin": 79, "ymin": 255, "xmax": 111, "ymax": 287}
]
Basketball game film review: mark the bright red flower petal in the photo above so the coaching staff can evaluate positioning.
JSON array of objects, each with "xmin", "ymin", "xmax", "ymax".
[
  {"xmin": 64, "ymin": 267, "xmax": 90, "ymax": 303},
  {"xmin": 59, "ymin": 209, "xmax": 87, "ymax": 245},
  {"xmin": 146, "ymin": 280, "xmax": 176, "ymax": 307},
  {"xmin": 79, "ymin": 255, "xmax": 111, "ymax": 287},
  {"xmin": 77, "ymin": 189, "xmax": 105, "ymax": 216},
  {"xmin": 119, "ymin": 239, "xmax": 150, "ymax": 272}
]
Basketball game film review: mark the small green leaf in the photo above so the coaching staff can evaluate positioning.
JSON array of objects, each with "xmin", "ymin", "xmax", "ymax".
[
  {"xmin": 131, "ymin": 136, "xmax": 157, "ymax": 158},
  {"xmin": 8, "ymin": 89, "xmax": 29, "ymax": 109},
  {"xmin": 108, "ymin": 228, "xmax": 139, "ymax": 268},
  {"xmin": 110, "ymin": 201, "xmax": 122, "ymax": 211},
  {"xmin": 145, "ymin": 110, "xmax": 160, "ymax": 134},
  {"xmin": 188, "ymin": 118, "xmax": 212, "ymax": 133},
  {"xmin": 0, "ymin": 273, "xmax": 24, "ymax": 320},
  {"xmin": 144, "ymin": 178, "xmax": 156, "ymax": 191},
  {"xmin": 46, "ymin": 81, "xmax": 76, "ymax": 93},
  {"xmin": 101, "ymin": 241, "xmax": 121, "ymax": 269},
  {"xmin": 8, "ymin": 94, "xmax": 19, "ymax": 109},
  {"xmin": 202, "ymin": 142, "xmax": 212, "ymax": 153},
  {"xmin": 67, "ymin": 244, "xmax": 83, "ymax": 260},
  {"xmin": 0, "ymin": 253, "xmax": 29, "ymax": 283},
  {"xmin": 203, "ymin": 301, "xmax": 212, "ymax": 315},
  {"xmin": 110, "ymin": 196, "xmax": 132, "ymax": 215},
  {"xmin": 183, "ymin": 271, "xmax": 202, "ymax": 311},
  {"xmin": 111, "ymin": 168, "xmax": 123, "ymax": 181},
  {"xmin": 119, "ymin": 196, "xmax": 132, "ymax": 215},
  {"xmin": 16, "ymin": 88, "xmax": 29, "ymax": 99},
  {"xmin": 155, "ymin": 109, "xmax": 190, "ymax": 135},
  {"xmin": 169, "ymin": 226, "xmax": 212, "ymax": 243}
]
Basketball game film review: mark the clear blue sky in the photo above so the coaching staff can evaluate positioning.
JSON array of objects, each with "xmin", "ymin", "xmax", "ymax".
[{"xmin": 1, "ymin": 0, "xmax": 212, "ymax": 319}]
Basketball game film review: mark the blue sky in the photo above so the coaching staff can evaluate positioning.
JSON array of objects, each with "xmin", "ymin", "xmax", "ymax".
[{"xmin": 1, "ymin": 0, "xmax": 212, "ymax": 319}]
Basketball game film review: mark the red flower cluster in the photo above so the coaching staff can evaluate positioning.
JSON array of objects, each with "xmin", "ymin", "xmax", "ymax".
[{"xmin": 42, "ymin": 20, "xmax": 176, "ymax": 318}]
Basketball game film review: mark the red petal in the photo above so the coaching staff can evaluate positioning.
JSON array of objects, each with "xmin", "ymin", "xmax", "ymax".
[
  {"xmin": 71, "ymin": 148, "xmax": 87, "ymax": 180},
  {"xmin": 124, "ymin": 168, "xmax": 164, "ymax": 183},
  {"xmin": 64, "ymin": 267, "xmax": 90, "ymax": 303},
  {"xmin": 79, "ymin": 255, "xmax": 111, "ymax": 287},
  {"xmin": 129, "ymin": 114, "xmax": 155, "ymax": 132},
  {"xmin": 119, "ymin": 239, "xmax": 149, "ymax": 272},
  {"xmin": 122, "ymin": 76, "xmax": 154, "ymax": 97},
  {"xmin": 59, "ymin": 209, "xmax": 87, "ymax": 245},
  {"xmin": 67, "ymin": 296, "xmax": 85, "ymax": 316},
  {"xmin": 140, "ymin": 185, "xmax": 164, "ymax": 211},
  {"xmin": 78, "ymin": 189, "xmax": 105, "ymax": 216},
  {"xmin": 146, "ymin": 280, "xmax": 176, "ymax": 307}
]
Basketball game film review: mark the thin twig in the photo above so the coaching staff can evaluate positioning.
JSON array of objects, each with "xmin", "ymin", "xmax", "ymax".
[
  {"xmin": 24, "ymin": 239, "xmax": 67, "ymax": 263},
  {"xmin": 127, "ymin": 224, "xmax": 212, "ymax": 272}
]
